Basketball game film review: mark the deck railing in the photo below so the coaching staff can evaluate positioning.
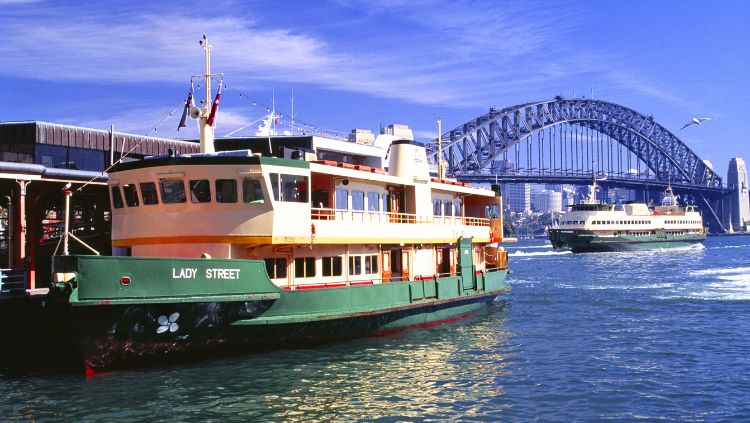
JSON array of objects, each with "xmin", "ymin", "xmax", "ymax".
[
  {"xmin": 311, "ymin": 207, "xmax": 490, "ymax": 227},
  {"xmin": 0, "ymin": 268, "xmax": 27, "ymax": 298}
]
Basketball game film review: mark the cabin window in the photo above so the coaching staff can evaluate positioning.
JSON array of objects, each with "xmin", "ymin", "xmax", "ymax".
[
  {"xmin": 364, "ymin": 255, "xmax": 379, "ymax": 274},
  {"xmin": 264, "ymin": 257, "xmax": 287, "ymax": 279},
  {"xmin": 122, "ymin": 184, "xmax": 139, "ymax": 207},
  {"xmin": 443, "ymin": 200, "xmax": 453, "ymax": 216},
  {"xmin": 454, "ymin": 200, "xmax": 462, "ymax": 216},
  {"xmin": 189, "ymin": 179, "xmax": 211, "ymax": 203},
  {"xmin": 349, "ymin": 255, "xmax": 362, "ymax": 275},
  {"xmin": 270, "ymin": 173, "xmax": 309, "ymax": 203},
  {"xmin": 140, "ymin": 182, "xmax": 159, "ymax": 205},
  {"xmin": 352, "ymin": 190, "xmax": 365, "ymax": 211},
  {"xmin": 242, "ymin": 179, "xmax": 265, "ymax": 204},
  {"xmin": 215, "ymin": 179, "xmax": 237, "ymax": 203},
  {"xmin": 111, "ymin": 185, "xmax": 124, "ymax": 209},
  {"xmin": 335, "ymin": 188, "xmax": 349, "ymax": 210},
  {"xmin": 367, "ymin": 192, "xmax": 380, "ymax": 212},
  {"xmin": 294, "ymin": 257, "xmax": 316, "ymax": 278},
  {"xmin": 322, "ymin": 256, "xmax": 343, "ymax": 277},
  {"xmin": 160, "ymin": 179, "xmax": 186, "ymax": 204},
  {"xmin": 433, "ymin": 200, "xmax": 442, "ymax": 215}
]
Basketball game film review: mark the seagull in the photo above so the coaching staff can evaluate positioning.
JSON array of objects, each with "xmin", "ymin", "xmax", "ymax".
[{"xmin": 680, "ymin": 117, "xmax": 712, "ymax": 130}]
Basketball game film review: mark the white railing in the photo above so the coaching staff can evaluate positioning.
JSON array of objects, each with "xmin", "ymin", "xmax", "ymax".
[{"xmin": 311, "ymin": 208, "xmax": 489, "ymax": 227}]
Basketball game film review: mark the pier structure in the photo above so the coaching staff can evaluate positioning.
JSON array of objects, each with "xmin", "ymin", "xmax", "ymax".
[{"xmin": 0, "ymin": 121, "xmax": 199, "ymax": 297}]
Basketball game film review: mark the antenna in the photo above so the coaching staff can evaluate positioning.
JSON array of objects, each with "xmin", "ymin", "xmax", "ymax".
[{"xmin": 290, "ymin": 89, "xmax": 295, "ymax": 135}]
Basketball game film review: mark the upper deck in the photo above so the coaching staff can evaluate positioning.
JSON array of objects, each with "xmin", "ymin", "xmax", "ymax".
[{"xmin": 107, "ymin": 144, "xmax": 503, "ymax": 258}]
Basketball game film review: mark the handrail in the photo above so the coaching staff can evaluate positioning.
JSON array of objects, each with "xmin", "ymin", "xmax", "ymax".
[{"xmin": 311, "ymin": 207, "xmax": 490, "ymax": 227}]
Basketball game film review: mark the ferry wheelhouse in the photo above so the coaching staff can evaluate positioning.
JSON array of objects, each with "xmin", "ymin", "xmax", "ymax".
[
  {"xmin": 52, "ymin": 39, "xmax": 510, "ymax": 370},
  {"xmin": 548, "ymin": 181, "xmax": 706, "ymax": 252}
]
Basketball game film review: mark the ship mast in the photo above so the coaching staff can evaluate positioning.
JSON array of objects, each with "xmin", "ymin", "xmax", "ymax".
[{"xmin": 198, "ymin": 35, "xmax": 215, "ymax": 153}]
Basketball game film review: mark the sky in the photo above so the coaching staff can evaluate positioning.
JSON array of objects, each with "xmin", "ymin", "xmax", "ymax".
[{"xmin": 1, "ymin": 0, "xmax": 748, "ymax": 178}]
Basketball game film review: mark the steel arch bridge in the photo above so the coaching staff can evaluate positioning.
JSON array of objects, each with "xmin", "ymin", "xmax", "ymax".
[{"xmin": 426, "ymin": 97, "xmax": 726, "ymax": 231}]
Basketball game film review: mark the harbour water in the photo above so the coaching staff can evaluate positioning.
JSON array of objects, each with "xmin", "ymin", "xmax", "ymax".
[{"xmin": 3, "ymin": 236, "xmax": 750, "ymax": 420}]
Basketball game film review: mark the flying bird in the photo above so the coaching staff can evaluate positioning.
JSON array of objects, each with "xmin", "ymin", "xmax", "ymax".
[{"xmin": 680, "ymin": 117, "xmax": 712, "ymax": 130}]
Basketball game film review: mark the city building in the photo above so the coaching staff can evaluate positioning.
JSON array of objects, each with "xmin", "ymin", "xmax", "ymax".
[
  {"xmin": 532, "ymin": 190, "xmax": 562, "ymax": 213},
  {"xmin": 504, "ymin": 183, "xmax": 531, "ymax": 213}
]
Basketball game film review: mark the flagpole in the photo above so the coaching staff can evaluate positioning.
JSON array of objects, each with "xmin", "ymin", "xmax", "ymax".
[{"xmin": 198, "ymin": 35, "xmax": 215, "ymax": 153}]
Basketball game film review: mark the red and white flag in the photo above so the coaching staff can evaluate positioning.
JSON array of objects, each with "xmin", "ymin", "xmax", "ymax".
[{"xmin": 206, "ymin": 84, "xmax": 222, "ymax": 127}]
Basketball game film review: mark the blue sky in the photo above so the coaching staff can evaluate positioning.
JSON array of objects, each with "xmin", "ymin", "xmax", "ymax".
[{"xmin": 1, "ymin": 0, "xmax": 748, "ymax": 177}]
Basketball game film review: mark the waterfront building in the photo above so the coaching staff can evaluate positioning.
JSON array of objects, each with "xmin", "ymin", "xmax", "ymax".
[{"xmin": 532, "ymin": 190, "xmax": 562, "ymax": 213}]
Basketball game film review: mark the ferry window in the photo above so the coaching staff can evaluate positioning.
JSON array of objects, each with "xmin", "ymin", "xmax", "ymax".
[
  {"xmin": 160, "ymin": 179, "xmax": 186, "ymax": 204},
  {"xmin": 364, "ymin": 255, "xmax": 378, "ymax": 274},
  {"xmin": 443, "ymin": 200, "xmax": 452, "ymax": 216},
  {"xmin": 111, "ymin": 186, "xmax": 124, "ymax": 209},
  {"xmin": 123, "ymin": 184, "xmax": 139, "ymax": 207},
  {"xmin": 216, "ymin": 179, "xmax": 237, "ymax": 203},
  {"xmin": 349, "ymin": 255, "xmax": 362, "ymax": 276},
  {"xmin": 352, "ymin": 190, "xmax": 365, "ymax": 211},
  {"xmin": 454, "ymin": 200, "xmax": 462, "ymax": 216},
  {"xmin": 367, "ymin": 192, "xmax": 380, "ymax": 212},
  {"xmin": 322, "ymin": 256, "xmax": 343, "ymax": 277},
  {"xmin": 189, "ymin": 179, "xmax": 211, "ymax": 203},
  {"xmin": 140, "ymin": 182, "xmax": 159, "ymax": 205},
  {"xmin": 264, "ymin": 257, "xmax": 287, "ymax": 279},
  {"xmin": 294, "ymin": 257, "xmax": 316, "ymax": 278},
  {"xmin": 433, "ymin": 200, "xmax": 442, "ymax": 215},
  {"xmin": 242, "ymin": 179, "xmax": 265, "ymax": 204},
  {"xmin": 280, "ymin": 174, "xmax": 309, "ymax": 203},
  {"xmin": 335, "ymin": 188, "xmax": 349, "ymax": 209}
]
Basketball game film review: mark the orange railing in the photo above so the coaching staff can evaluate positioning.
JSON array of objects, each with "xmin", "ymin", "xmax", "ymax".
[{"xmin": 311, "ymin": 207, "xmax": 490, "ymax": 227}]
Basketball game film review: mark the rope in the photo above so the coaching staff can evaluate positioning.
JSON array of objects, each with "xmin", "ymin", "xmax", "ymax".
[{"xmin": 75, "ymin": 100, "xmax": 184, "ymax": 192}]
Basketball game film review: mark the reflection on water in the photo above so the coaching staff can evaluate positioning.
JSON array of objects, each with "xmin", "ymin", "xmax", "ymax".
[{"xmin": 5, "ymin": 236, "xmax": 750, "ymax": 420}]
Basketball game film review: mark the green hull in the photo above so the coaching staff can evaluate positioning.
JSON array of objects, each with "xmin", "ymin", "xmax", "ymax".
[
  {"xmin": 54, "ymin": 250, "xmax": 510, "ymax": 369},
  {"xmin": 548, "ymin": 229, "xmax": 706, "ymax": 253}
]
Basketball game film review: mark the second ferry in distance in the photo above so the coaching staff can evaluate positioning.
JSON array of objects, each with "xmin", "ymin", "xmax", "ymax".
[{"xmin": 548, "ymin": 179, "xmax": 707, "ymax": 252}]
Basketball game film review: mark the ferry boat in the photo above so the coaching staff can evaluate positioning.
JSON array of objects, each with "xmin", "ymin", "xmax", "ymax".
[
  {"xmin": 548, "ymin": 179, "xmax": 706, "ymax": 252},
  {"xmin": 51, "ymin": 38, "xmax": 510, "ymax": 370}
]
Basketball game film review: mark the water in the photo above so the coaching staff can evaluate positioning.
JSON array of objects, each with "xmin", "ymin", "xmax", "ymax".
[{"xmin": 3, "ymin": 236, "xmax": 750, "ymax": 421}]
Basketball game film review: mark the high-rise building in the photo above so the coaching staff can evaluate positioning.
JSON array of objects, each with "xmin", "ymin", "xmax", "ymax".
[
  {"xmin": 532, "ymin": 190, "xmax": 563, "ymax": 213},
  {"xmin": 726, "ymin": 158, "xmax": 750, "ymax": 231},
  {"xmin": 503, "ymin": 183, "xmax": 531, "ymax": 213}
]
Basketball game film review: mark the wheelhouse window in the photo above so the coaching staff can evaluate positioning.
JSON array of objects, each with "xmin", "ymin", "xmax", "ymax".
[
  {"xmin": 160, "ymin": 179, "xmax": 186, "ymax": 204},
  {"xmin": 269, "ymin": 173, "xmax": 309, "ymax": 203},
  {"xmin": 140, "ymin": 182, "xmax": 159, "ymax": 205},
  {"xmin": 367, "ymin": 192, "xmax": 380, "ymax": 212},
  {"xmin": 264, "ymin": 257, "xmax": 287, "ymax": 279},
  {"xmin": 242, "ymin": 179, "xmax": 265, "ymax": 204},
  {"xmin": 189, "ymin": 179, "xmax": 211, "ymax": 203},
  {"xmin": 294, "ymin": 257, "xmax": 316, "ymax": 278},
  {"xmin": 335, "ymin": 188, "xmax": 348, "ymax": 210},
  {"xmin": 322, "ymin": 256, "xmax": 343, "ymax": 277},
  {"xmin": 215, "ymin": 179, "xmax": 237, "ymax": 203},
  {"xmin": 454, "ymin": 200, "xmax": 462, "ymax": 217},
  {"xmin": 122, "ymin": 184, "xmax": 139, "ymax": 207},
  {"xmin": 111, "ymin": 185, "xmax": 124, "ymax": 209},
  {"xmin": 352, "ymin": 190, "xmax": 365, "ymax": 211}
]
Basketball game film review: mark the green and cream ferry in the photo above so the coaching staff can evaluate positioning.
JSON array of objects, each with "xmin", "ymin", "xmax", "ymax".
[
  {"xmin": 51, "ymin": 38, "xmax": 510, "ymax": 371},
  {"xmin": 548, "ymin": 180, "xmax": 706, "ymax": 252}
]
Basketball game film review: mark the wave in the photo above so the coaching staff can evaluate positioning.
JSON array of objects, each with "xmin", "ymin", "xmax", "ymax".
[
  {"xmin": 509, "ymin": 245, "xmax": 553, "ymax": 250},
  {"xmin": 689, "ymin": 266, "xmax": 750, "ymax": 276},
  {"xmin": 508, "ymin": 250, "xmax": 572, "ymax": 257}
]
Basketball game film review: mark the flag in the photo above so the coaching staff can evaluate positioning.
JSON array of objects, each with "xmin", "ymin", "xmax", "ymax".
[
  {"xmin": 206, "ymin": 83, "xmax": 221, "ymax": 127},
  {"xmin": 274, "ymin": 116, "xmax": 280, "ymax": 125},
  {"xmin": 177, "ymin": 84, "xmax": 194, "ymax": 131}
]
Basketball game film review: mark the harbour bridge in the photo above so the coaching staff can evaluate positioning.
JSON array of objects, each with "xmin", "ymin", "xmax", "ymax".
[{"xmin": 425, "ymin": 97, "xmax": 727, "ymax": 232}]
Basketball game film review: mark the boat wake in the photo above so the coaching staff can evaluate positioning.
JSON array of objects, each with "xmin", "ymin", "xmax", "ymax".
[
  {"xmin": 508, "ymin": 250, "xmax": 571, "ymax": 257},
  {"xmin": 662, "ymin": 266, "xmax": 750, "ymax": 301}
]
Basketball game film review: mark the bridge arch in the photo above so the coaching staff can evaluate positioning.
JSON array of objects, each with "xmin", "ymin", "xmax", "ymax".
[{"xmin": 426, "ymin": 98, "xmax": 725, "ymax": 230}]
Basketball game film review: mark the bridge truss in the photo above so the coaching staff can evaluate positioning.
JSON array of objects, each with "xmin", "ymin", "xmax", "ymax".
[{"xmin": 426, "ymin": 98, "xmax": 726, "ymax": 231}]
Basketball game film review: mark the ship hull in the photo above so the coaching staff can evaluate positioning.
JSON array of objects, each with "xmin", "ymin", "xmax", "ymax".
[
  {"xmin": 548, "ymin": 229, "xmax": 706, "ymax": 253},
  {"xmin": 55, "ymin": 255, "xmax": 509, "ymax": 370}
]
